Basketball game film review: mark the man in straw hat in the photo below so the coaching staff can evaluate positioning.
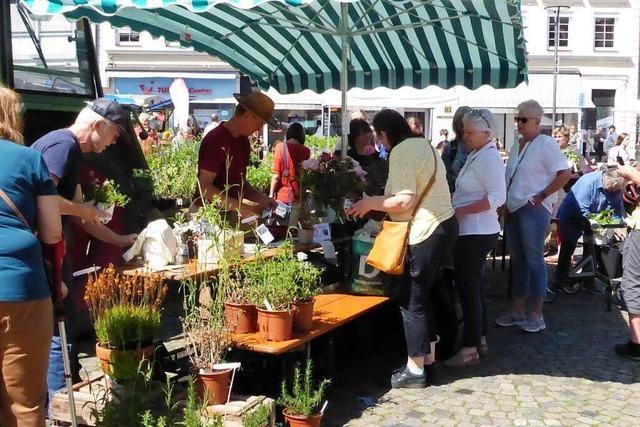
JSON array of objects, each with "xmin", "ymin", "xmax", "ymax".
[{"xmin": 196, "ymin": 91, "xmax": 278, "ymax": 217}]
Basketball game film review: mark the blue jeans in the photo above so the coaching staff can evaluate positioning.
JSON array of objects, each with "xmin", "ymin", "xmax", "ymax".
[{"xmin": 505, "ymin": 204, "xmax": 552, "ymax": 299}]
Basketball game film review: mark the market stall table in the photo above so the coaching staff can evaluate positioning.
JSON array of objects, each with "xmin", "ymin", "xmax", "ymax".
[{"xmin": 231, "ymin": 293, "xmax": 389, "ymax": 355}]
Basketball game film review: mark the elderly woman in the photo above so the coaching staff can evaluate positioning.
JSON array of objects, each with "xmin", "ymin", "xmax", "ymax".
[
  {"xmin": 348, "ymin": 109, "xmax": 457, "ymax": 388},
  {"xmin": 442, "ymin": 106, "xmax": 472, "ymax": 193},
  {"xmin": 0, "ymin": 86, "xmax": 63, "ymax": 426},
  {"xmin": 552, "ymin": 168, "xmax": 626, "ymax": 293},
  {"xmin": 445, "ymin": 109, "xmax": 505, "ymax": 367},
  {"xmin": 498, "ymin": 100, "xmax": 571, "ymax": 333}
]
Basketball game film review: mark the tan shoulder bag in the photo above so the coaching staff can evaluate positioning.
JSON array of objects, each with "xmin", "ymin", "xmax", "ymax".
[{"xmin": 365, "ymin": 144, "xmax": 438, "ymax": 275}]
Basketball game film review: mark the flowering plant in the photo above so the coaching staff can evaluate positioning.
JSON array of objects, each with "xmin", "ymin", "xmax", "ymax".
[
  {"xmin": 299, "ymin": 152, "xmax": 367, "ymax": 221},
  {"xmin": 84, "ymin": 265, "xmax": 168, "ymax": 349},
  {"xmin": 92, "ymin": 179, "xmax": 130, "ymax": 207}
]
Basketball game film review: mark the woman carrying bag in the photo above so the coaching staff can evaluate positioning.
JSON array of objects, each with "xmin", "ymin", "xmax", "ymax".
[
  {"xmin": 0, "ymin": 86, "xmax": 64, "ymax": 427},
  {"xmin": 269, "ymin": 122, "xmax": 310, "ymax": 206},
  {"xmin": 348, "ymin": 109, "xmax": 458, "ymax": 388}
]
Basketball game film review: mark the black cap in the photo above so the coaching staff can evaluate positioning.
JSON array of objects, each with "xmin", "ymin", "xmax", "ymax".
[{"xmin": 91, "ymin": 98, "xmax": 128, "ymax": 132}]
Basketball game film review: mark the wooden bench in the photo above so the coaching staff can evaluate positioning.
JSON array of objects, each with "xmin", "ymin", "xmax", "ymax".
[{"xmin": 231, "ymin": 294, "xmax": 389, "ymax": 355}]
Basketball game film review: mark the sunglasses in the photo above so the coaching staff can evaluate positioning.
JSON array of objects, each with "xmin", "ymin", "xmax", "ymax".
[
  {"xmin": 514, "ymin": 117, "xmax": 538, "ymax": 124},
  {"xmin": 470, "ymin": 109, "xmax": 491, "ymax": 128}
]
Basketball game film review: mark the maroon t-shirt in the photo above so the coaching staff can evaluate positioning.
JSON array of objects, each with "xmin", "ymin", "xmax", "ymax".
[{"xmin": 196, "ymin": 124, "xmax": 251, "ymax": 201}]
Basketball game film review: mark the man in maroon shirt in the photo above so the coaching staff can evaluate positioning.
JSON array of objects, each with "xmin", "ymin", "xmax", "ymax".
[{"xmin": 196, "ymin": 92, "xmax": 277, "ymax": 217}]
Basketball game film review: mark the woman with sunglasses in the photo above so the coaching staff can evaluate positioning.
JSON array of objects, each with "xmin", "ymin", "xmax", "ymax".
[
  {"xmin": 497, "ymin": 100, "xmax": 571, "ymax": 333},
  {"xmin": 445, "ymin": 109, "xmax": 505, "ymax": 367},
  {"xmin": 348, "ymin": 109, "xmax": 457, "ymax": 388}
]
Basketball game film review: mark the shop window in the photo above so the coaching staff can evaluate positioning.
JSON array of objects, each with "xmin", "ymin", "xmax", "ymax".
[
  {"xmin": 594, "ymin": 17, "xmax": 615, "ymax": 48},
  {"xmin": 117, "ymin": 29, "xmax": 140, "ymax": 45},
  {"xmin": 548, "ymin": 16, "xmax": 569, "ymax": 48}
]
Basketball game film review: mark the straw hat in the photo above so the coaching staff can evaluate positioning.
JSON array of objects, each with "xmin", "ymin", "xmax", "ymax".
[{"xmin": 233, "ymin": 92, "xmax": 278, "ymax": 128}]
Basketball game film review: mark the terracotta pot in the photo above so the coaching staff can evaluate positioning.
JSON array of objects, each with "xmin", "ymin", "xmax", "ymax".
[
  {"xmin": 293, "ymin": 299, "xmax": 315, "ymax": 332},
  {"xmin": 256, "ymin": 308, "xmax": 294, "ymax": 342},
  {"xmin": 283, "ymin": 409, "xmax": 323, "ymax": 427},
  {"xmin": 95, "ymin": 343, "xmax": 154, "ymax": 380},
  {"xmin": 225, "ymin": 302, "xmax": 258, "ymax": 334},
  {"xmin": 298, "ymin": 228, "xmax": 315, "ymax": 245},
  {"xmin": 196, "ymin": 369, "xmax": 232, "ymax": 405}
]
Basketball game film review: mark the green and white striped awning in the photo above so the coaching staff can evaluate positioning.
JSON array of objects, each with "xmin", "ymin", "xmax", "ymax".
[{"xmin": 22, "ymin": 0, "xmax": 528, "ymax": 95}]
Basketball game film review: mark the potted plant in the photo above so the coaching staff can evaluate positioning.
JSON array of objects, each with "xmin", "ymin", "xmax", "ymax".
[
  {"xmin": 220, "ymin": 260, "xmax": 258, "ymax": 334},
  {"xmin": 243, "ymin": 403, "xmax": 272, "ymax": 427},
  {"xmin": 84, "ymin": 265, "xmax": 167, "ymax": 383},
  {"xmin": 193, "ymin": 195, "xmax": 245, "ymax": 266},
  {"xmin": 247, "ymin": 249, "xmax": 298, "ymax": 342},
  {"xmin": 146, "ymin": 141, "xmax": 199, "ymax": 209},
  {"xmin": 90, "ymin": 179, "xmax": 130, "ymax": 223},
  {"xmin": 181, "ymin": 278, "xmax": 233, "ymax": 405},
  {"xmin": 292, "ymin": 261, "xmax": 323, "ymax": 332},
  {"xmin": 279, "ymin": 360, "xmax": 330, "ymax": 427}
]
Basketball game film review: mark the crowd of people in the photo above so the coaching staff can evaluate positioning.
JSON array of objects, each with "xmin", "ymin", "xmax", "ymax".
[{"xmin": 4, "ymin": 81, "xmax": 640, "ymax": 425}]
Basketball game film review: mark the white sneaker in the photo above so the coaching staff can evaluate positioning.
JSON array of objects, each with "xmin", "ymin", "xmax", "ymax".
[
  {"xmin": 521, "ymin": 315, "xmax": 546, "ymax": 333},
  {"xmin": 495, "ymin": 312, "xmax": 527, "ymax": 327}
]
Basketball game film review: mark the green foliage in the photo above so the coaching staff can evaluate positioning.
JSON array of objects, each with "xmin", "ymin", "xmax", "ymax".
[
  {"xmin": 242, "ymin": 242, "xmax": 323, "ymax": 310},
  {"xmin": 305, "ymin": 136, "xmax": 338, "ymax": 154},
  {"xmin": 94, "ymin": 305, "xmax": 160, "ymax": 349},
  {"xmin": 278, "ymin": 359, "xmax": 330, "ymax": 418},
  {"xmin": 246, "ymin": 153, "xmax": 274, "ymax": 194},
  {"xmin": 93, "ymin": 179, "xmax": 130, "ymax": 207},
  {"xmin": 588, "ymin": 208, "xmax": 620, "ymax": 226},
  {"xmin": 242, "ymin": 403, "xmax": 271, "ymax": 427},
  {"xmin": 146, "ymin": 140, "xmax": 199, "ymax": 199},
  {"xmin": 562, "ymin": 149, "xmax": 580, "ymax": 165}
]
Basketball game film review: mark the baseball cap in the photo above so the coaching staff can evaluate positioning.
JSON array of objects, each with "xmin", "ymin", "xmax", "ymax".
[{"xmin": 91, "ymin": 98, "xmax": 128, "ymax": 132}]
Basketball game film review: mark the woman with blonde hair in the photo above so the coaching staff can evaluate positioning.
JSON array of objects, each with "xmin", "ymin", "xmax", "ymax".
[{"xmin": 0, "ymin": 86, "xmax": 63, "ymax": 426}]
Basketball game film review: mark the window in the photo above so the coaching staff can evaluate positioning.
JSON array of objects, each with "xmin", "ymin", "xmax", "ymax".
[
  {"xmin": 594, "ymin": 17, "xmax": 615, "ymax": 48},
  {"xmin": 117, "ymin": 29, "xmax": 140, "ymax": 45},
  {"xmin": 548, "ymin": 16, "xmax": 569, "ymax": 48}
]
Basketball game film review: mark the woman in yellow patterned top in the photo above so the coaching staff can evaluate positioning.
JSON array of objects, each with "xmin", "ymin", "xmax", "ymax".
[{"xmin": 349, "ymin": 109, "xmax": 458, "ymax": 388}]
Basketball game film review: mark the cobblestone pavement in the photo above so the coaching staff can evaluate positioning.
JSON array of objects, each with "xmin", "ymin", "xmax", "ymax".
[{"xmin": 324, "ymin": 267, "xmax": 640, "ymax": 427}]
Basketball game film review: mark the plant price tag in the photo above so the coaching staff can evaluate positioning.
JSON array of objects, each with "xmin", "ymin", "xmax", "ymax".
[
  {"xmin": 213, "ymin": 362, "xmax": 241, "ymax": 371},
  {"xmin": 313, "ymin": 223, "xmax": 332, "ymax": 243},
  {"xmin": 275, "ymin": 202, "xmax": 289, "ymax": 219},
  {"xmin": 256, "ymin": 224, "xmax": 275, "ymax": 245}
]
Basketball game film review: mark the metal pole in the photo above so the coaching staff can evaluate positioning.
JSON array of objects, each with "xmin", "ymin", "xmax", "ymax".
[
  {"xmin": 340, "ymin": 2, "xmax": 349, "ymax": 156},
  {"xmin": 58, "ymin": 320, "xmax": 78, "ymax": 427}
]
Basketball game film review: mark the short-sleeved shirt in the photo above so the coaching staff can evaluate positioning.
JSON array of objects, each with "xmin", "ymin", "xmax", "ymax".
[
  {"xmin": 385, "ymin": 137, "xmax": 454, "ymax": 245},
  {"xmin": 505, "ymin": 134, "xmax": 569, "ymax": 214},
  {"xmin": 272, "ymin": 141, "xmax": 311, "ymax": 204},
  {"xmin": 196, "ymin": 124, "xmax": 251, "ymax": 201},
  {"xmin": 557, "ymin": 171, "xmax": 624, "ymax": 221},
  {"xmin": 0, "ymin": 139, "xmax": 57, "ymax": 301},
  {"xmin": 31, "ymin": 129, "xmax": 82, "ymax": 201}
]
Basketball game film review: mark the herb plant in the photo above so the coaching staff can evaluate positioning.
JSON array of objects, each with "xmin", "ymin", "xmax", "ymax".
[
  {"xmin": 146, "ymin": 140, "xmax": 199, "ymax": 199},
  {"xmin": 242, "ymin": 403, "xmax": 271, "ymax": 427},
  {"xmin": 588, "ymin": 208, "xmax": 620, "ymax": 226},
  {"xmin": 278, "ymin": 359, "xmax": 330, "ymax": 418},
  {"xmin": 93, "ymin": 179, "xmax": 130, "ymax": 207}
]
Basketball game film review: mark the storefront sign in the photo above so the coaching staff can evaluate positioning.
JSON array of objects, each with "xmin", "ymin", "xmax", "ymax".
[{"xmin": 114, "ymin": 77, "xmax": 236, "ymax": 103}]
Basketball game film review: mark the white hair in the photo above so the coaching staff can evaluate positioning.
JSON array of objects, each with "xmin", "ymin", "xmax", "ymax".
[
  {"xmin": 463, "ymin": 108, "xmax": 496, "ymax": 137},
  {"xmin": 517, "ymin": 99, "xmax": 544, "ymax": 119},
  {"xmin": 75, "ymin": 107, "xmax": 108, "ymax": 127}
]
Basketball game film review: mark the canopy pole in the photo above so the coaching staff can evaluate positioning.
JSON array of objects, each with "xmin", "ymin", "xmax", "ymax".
[{"xmin": 340, "ymin": 2, "xmax": 349, "ymax": 156}]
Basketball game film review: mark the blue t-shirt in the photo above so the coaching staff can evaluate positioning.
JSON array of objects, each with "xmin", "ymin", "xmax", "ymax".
[
  {"xmin": 31, "ymin": 129, "xmax": 82, "ymax": 201},
  {"xmin": 557, "ymin": 171, "xmax": 624, "ymax": 221},
  {"xmin": 0, "ymin": 139, "xmax": 57, "ymax": 301}
]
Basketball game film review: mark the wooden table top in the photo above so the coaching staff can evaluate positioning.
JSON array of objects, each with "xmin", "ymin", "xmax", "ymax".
[{"xmin": 231, "ymin": 293, "xmax": 389, "ymax": 355}]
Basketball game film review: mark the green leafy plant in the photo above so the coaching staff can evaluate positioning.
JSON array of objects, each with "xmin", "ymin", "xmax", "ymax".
[
  {"xmin": 246, "ymin": 157, "xmax": 273, "ymax": 194},
  {"xmin": 146, "ymin": 140, "xmax": 199, "ymax": 199},
  {"xmin": 94, "ymin": 305, "xmax": 160, "ymax": 349},
  {"xmin": 93, "ymin": 179, "xmax": 130, "ymax": 207},
  {"xmin": 278, "ymin": 359, "xmax": 330, "ymax": 418},
  {"xmin": 562, "ymin": 149, "xmax": 580, "ymax": 165},
  {"xmin": 588, "ymin": 208, "xmax": 620, "ymax": 226},
  {"xmin": 242, "ymin": 403, "xmax": 271, "ymax": 427},
  {"xmin": 304, "ymin": 136, "xmax": 338, "ymax": 154}
]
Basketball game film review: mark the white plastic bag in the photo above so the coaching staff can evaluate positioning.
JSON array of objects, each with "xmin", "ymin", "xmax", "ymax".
[{"xmin": 122, "ymin": 219, "xmax": 179, "ymax": 269}]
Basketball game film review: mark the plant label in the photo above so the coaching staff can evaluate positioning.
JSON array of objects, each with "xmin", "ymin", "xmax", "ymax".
[
  {"xmin": 313, "ymin": 223, "xmax": 331, "ymax": 243},
  {"xmin": 320, "ymin": 241, "xmax": 337, "ymax": 262},
  {"xmin": 213, "ymin": 362, "xmax": 241, "ymax": 370},
  {"xmin": 275, "ymin": 202, "xmax": 289, "ymax": 219},
  {"xmin": 240, "ymin": 214, "xmax": 259, "ymax": 224},
  {"xmin": 256, "ymin": 224, "xmax": 275, "ymax": 244}
]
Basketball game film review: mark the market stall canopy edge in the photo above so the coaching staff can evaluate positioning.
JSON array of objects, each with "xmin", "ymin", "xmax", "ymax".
[{"xmin": 22, "ymin": 0, "xmax": 528, "ymax": 94}]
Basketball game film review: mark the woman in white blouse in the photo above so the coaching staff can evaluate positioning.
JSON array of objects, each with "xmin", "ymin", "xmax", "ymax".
[
  {"xmin": 607, "ymin": 133, "xmax": 630, "ymax": 166},
  {"xmin": 499, "ymin": 100, "xmax": 571, "ymax": 333},
  {"xmin": 445, "ymin": 109, "xmax": 506, "ymax": 367}
]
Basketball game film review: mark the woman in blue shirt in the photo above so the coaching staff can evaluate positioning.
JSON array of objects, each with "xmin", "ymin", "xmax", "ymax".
[
  {"xmin": 553, "ymin": 168, "xmax": 626, "ymax": 292},
  {"xmin": 0, "ymin": 86, "xmax": 63, "ymax": 427}
]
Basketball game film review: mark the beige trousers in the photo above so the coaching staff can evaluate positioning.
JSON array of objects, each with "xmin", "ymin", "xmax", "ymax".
[{"xmin": 0, "ymin": 298, "xmax": 53, "ymax": 427}]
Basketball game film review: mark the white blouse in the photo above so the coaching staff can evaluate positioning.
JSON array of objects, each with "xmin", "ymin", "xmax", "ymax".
[
  {"xmin": 453, "ymin": 142, "xmax": 506, "ymax": 236},
  {"xmin": 505, "ymin": 134, "xmax": 569, "ymax": 213}
]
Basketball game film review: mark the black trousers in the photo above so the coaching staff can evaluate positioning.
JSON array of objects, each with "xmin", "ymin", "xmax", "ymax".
[
  {"xmin": 453, "ymin": 233, "xmax": 499, "ymax": 348},
  {"xmin": 397, "ymin": 216, "xmax": 458, "ymax": 357}
]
